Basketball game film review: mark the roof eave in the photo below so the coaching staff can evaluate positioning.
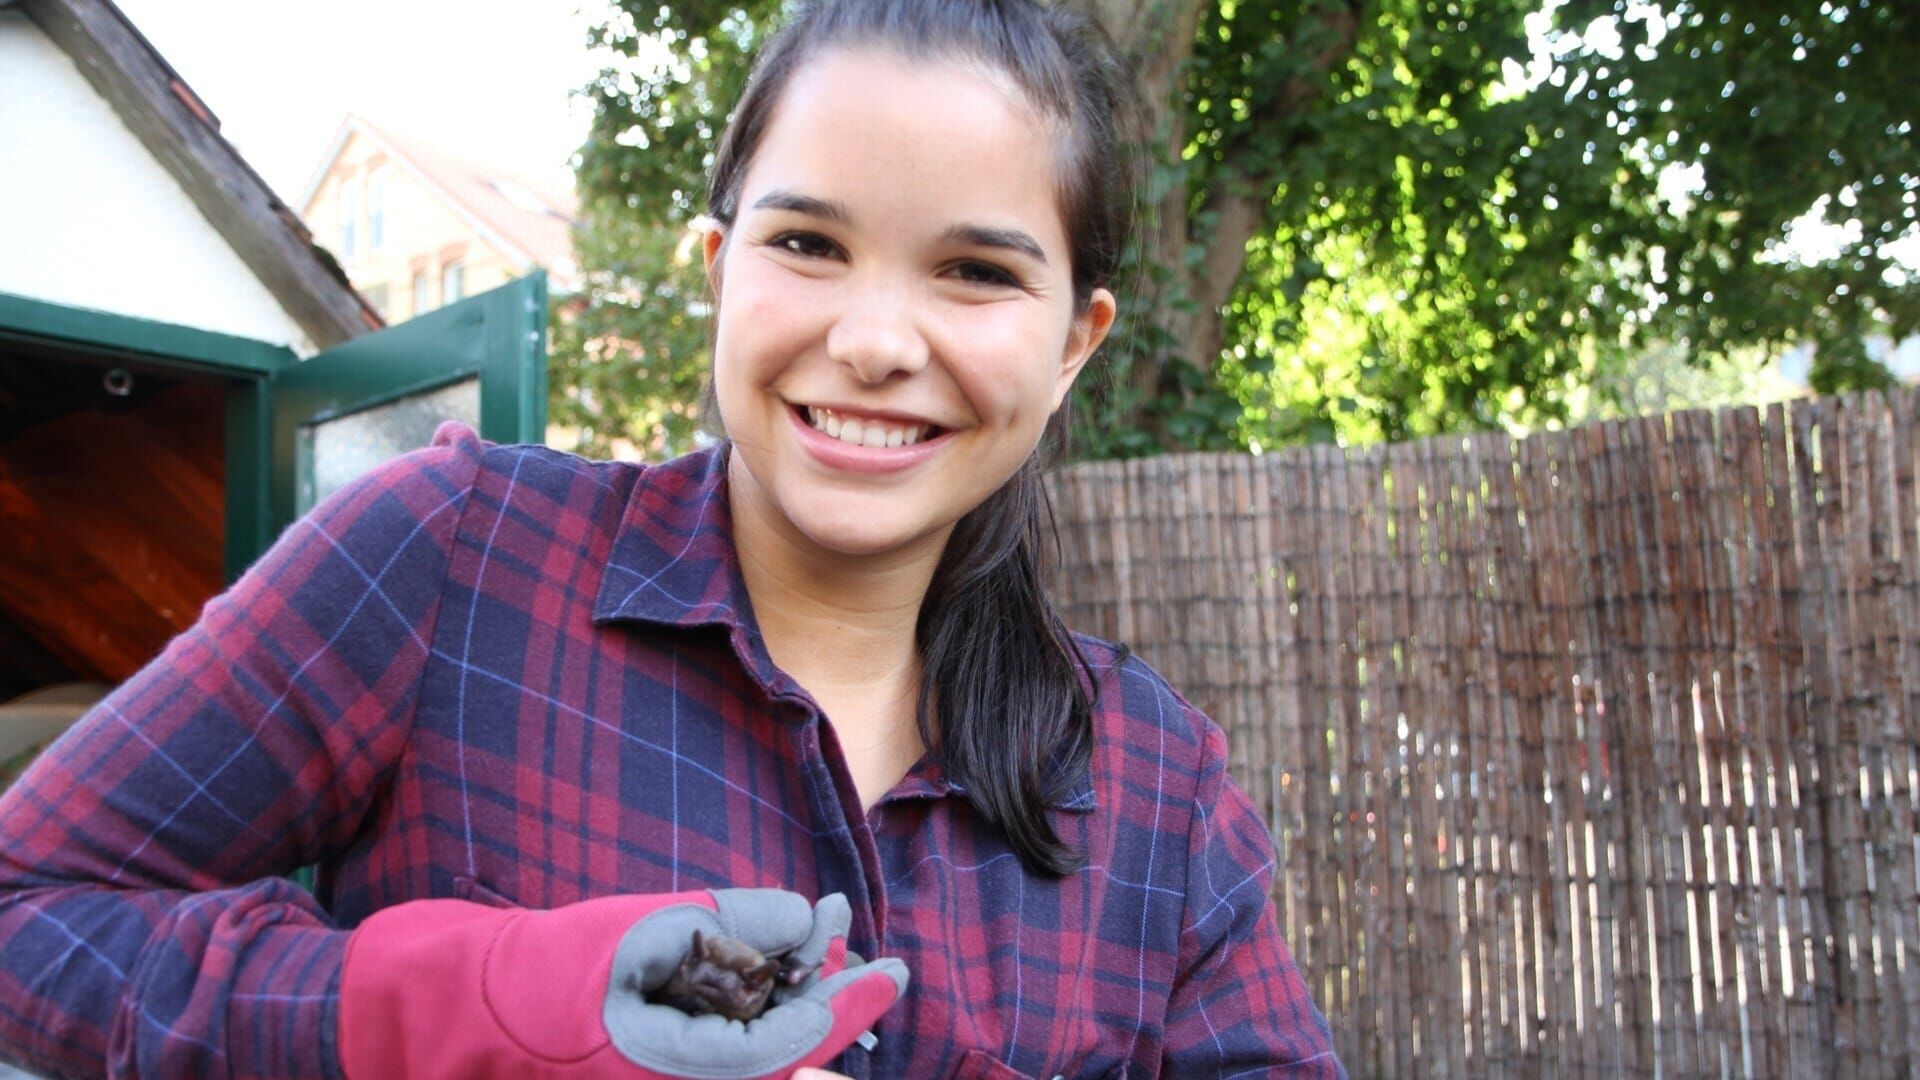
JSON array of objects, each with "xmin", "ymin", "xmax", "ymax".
[{"xmin": 23, "ymin": 0, "xmax": 381, "ymax": 348}]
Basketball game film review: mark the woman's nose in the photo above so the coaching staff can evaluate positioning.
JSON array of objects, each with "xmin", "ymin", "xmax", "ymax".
[{"xmin": 825, "ymin": 279, "xmax": 929, "ymax": 384}]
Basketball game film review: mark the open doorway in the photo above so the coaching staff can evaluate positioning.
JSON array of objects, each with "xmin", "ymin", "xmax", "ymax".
[{"xmin": 0, "ymin": 339, "xmax": 228, "ymax": 784}]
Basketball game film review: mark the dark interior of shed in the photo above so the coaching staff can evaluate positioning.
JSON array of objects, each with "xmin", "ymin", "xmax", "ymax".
[{"xmin": 1, "ymin": 342, "xmax": 227, "ymax": 781}]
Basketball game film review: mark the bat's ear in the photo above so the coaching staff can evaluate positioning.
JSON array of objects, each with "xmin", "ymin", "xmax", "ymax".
[{"xmin": 690, "ymin": 928, "xmax": 706, "ymax": 954}]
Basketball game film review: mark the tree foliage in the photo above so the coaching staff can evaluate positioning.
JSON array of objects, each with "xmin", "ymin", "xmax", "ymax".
[{"xmin": 560, "ymin": 0, "xmax": 1918, "ymax": 461}]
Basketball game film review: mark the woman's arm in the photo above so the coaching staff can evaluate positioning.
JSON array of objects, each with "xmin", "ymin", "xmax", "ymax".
[
  {"xmin": 1161, "ymin": 721, "xmax": 1345, "ymax": 1077},
  {"xmin": 0, "ymin": 425, "xmax": 480, "ymax": 1078}
]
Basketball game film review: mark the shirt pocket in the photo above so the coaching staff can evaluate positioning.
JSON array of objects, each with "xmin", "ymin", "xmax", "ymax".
[{"xmin": 950, "ymin": 1049, "xmax": 1128, "ymax": 1080}]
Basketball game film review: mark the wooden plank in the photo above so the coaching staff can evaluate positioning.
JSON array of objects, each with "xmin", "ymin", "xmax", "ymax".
[
  {"xmin": 0, "ymin": 381, "xmax": 225, "ymax": 683},
  {"xmin": 1889, "ymin": 387, "xmax": 1920, "ymax": 1073},
  {"xmin": 1519, "ymin": 432, "xmax": 1581, "ymax": 1076},
  {"xmin": 1680, "ymin": 408, "xmax": 1749, "ymax": 1076},
  {"xmin": 1317, "ymin": 443, "xmax": 1376, "ymax": 1071},
  {"xmin": 1477, "ymin": 433, "xmax": 1533, "ymax": 1071},
  {"xmin": 1289, "ymin": 446, "xmax": 1343, "ymax": 1039},
  {"xmin": 1749, "ymin": 404, "xmax": 1812, "ymax": 1073},
  {"xmin": 1386, "ymin": 441, "xmax": 1443, "ymax": 1072},
  {"xmin": 1597, "ymin": 413, "xmax": 1674, "ymax": 1068},
  {"xmin": 1418, "ymin": 432, "xmax": 1473, "ymax": 1073},
  {"xmin": 1780, "ymin": 402, "xmax": 1839, "ymax": 1072},
  {"xmin": 1660, "ymin": 411, "xmax": 1722, "ymax": 1077},
  {"xmin": 1844, "ymin": 393, "xmax": 1906, "ymax": 1074},
  {"xmin": 1790, "ymin": 400, "xmax": 1854, "ymax": 1074},
  {"xmin": 1443, "ymin": 438, "xmax": 1497, "ymax": 1068},
  {"xmin": 1334, "ymin": 444, "xmax": 1389, "ymax": 1073},
  {"xmin": 1579, "ymin": 420, "xmax": 1651, "ymax": 1074},
  {"xmin": 1868, "ymin": 390, "xmax": 1919, "ymax": 1075},
  {"xmin": 1722, "ymin": 405, "xmax": 1784, "ymax": 1077}
]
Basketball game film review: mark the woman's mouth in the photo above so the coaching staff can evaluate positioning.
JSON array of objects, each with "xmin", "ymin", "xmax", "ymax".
[
  {"xmin": 786, "ymin": 403, "xmax": 955, "ymax": 475},
  {"xmin": 796, "ymin": 404, "xmax": 944, "ymax": 449}
]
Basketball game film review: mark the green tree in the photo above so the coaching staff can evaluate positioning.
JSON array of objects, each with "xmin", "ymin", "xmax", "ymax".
[{"xmin": 563, "ymin": 0, "xmax": 1918, "ymax": 460}]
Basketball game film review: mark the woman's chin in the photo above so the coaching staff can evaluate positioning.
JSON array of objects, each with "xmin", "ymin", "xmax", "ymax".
[{"xmin": 787, "ymin": 506, "xmax": 950, "ymax": 563}]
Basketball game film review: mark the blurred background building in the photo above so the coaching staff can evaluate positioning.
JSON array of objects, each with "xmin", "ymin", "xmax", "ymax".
[{"xmin": 297, "ymin": 115, "xmax": 580, "ymax": 324}]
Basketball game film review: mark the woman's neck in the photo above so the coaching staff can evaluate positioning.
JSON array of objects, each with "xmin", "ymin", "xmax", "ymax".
[{"xmin": 725, "ymin": 459, "xmax": 947, "ymax": 701}]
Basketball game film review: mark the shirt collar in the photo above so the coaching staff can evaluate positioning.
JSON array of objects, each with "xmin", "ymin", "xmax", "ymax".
[
  {"xmin": 592, "ymin": 441, "xmax": 752, "ymax": 632},
  {"xmin": 592, "ymin": 441, "xmax": 1095, "ymax": 814}
]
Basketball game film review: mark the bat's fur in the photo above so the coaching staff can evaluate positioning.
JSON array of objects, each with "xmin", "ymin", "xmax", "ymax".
[{"xmin": 651, "ymin": 930, "xmax": 818, "ymax": 1022}]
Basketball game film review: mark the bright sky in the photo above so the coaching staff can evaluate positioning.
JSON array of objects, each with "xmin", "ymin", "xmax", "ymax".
[{"xmin": 113, "ymin": 0, "xmax": 614, "ymax": 203}]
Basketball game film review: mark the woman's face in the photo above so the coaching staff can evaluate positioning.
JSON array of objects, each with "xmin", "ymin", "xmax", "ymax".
[{"xmin": 705, "ymin": 46, "xmax": 1115, "ymax": 565}]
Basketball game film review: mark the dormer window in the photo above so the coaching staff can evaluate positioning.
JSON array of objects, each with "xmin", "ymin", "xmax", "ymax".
[{"xmin": 368, "ymin": 168, "xmax": 387, "ymax": 250}]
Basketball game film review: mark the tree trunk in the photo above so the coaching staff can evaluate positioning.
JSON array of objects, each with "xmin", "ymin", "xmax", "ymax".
[{"xmin": 1070, "ymin": 0, "xmax": 1363, "ymax": 446}]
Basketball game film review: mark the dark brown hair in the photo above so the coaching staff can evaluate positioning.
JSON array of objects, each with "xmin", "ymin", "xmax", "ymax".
[{"xmin": 707, "ymin": 0, "xmax": 1135, "ymax": 876}]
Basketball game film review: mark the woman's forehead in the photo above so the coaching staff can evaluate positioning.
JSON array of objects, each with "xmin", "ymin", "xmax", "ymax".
[{"xmin": 739, "ymin": 46, "xmax": 1070, "ymax": 248}]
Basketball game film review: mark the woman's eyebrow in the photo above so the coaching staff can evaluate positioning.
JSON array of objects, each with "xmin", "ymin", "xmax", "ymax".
[
  {"xmin": 751, "ymin": 189, "xmax": 850, "ymax": 222},
  {"xmin": 751, "ymin": 192, "xmax": 1047, "ymax": 266},
  {"xmin": 943, "ymin": 224, "xmax": 1048, "ymax": 265}
]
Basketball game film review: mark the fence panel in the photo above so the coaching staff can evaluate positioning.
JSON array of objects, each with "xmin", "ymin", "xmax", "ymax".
[{"xmin": 1045, "ymin": 386, "xmax": 1920, "ymax": 1077}]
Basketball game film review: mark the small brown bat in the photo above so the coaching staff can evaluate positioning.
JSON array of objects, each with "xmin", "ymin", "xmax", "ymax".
[{"xmin": 650, "ymin": 929, "xmax": 820, "ymax": 1021}]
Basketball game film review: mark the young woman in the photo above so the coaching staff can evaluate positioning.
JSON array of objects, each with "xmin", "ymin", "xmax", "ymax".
[{"xmin": 0, "ymin": 2, "xmax": 1340, "ymax": 1077}]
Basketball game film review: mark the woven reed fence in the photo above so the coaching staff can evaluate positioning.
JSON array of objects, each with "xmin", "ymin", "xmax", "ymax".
[{"xmin": 1044, "ymin": 387, "xmax": 1920, "ymax": 1078}]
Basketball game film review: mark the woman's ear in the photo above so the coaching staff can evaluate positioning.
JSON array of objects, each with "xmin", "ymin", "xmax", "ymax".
[
  {"xmin": 702, "ymin": 224, "xmax": 727, "ymax": 294},
  {"xmin": 1052, "ymin": 287, "xmax": 1117, "ymax": 412}
]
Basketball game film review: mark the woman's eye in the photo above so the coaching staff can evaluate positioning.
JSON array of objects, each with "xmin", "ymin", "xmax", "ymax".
[
  {"xmin": 950, "ymin": 260, "xmax": 1018, "ymax": 288},
  {"xmin": 771, "ymin": 232, "xmax": 839, "ymax": 259}
]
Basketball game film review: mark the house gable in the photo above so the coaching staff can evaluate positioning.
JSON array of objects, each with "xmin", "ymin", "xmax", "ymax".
[{"xmin": 300, "ymin": 117, "xmax": 579, "ymax": 323}]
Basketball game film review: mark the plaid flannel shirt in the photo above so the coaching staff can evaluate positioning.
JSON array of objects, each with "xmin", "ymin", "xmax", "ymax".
[{"xmin": 0, "ymin": 422, "xmax": 1340, "ymax": 1079}]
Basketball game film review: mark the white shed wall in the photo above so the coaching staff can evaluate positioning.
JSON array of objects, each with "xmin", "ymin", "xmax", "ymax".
[{"xmin": 0, "ymin": 12, "xmax": 314, "ymax": 353}]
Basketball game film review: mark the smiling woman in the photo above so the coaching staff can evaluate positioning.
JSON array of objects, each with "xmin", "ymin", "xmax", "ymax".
[{"xmin": 0, "ymin": 3, "xmax": 1339, "ymax": 1079}]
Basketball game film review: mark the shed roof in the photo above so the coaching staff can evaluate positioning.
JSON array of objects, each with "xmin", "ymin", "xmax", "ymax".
[{"xmin": 19, "ymin": 0, "xmax": 382, "ymax": 348}]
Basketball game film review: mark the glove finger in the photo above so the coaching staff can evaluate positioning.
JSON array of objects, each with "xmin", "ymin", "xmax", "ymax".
[
  {"xmin": 793, "ymin": 956, "xmax": 909, "ymax": 1017},
  {"xmin": 706, "ymin": 887, "xmax": 819, "ymax": 957},
  {"xmin": 605, "ymin": 959, "xmax": 908, "ymax": 1077},
  {"xmin": 790, "ymin": 893, "xmax": 853, "ymax": 975},
  {"xmin": 768, "ymin": 895, "xmax": 852, "ymax": 1006}
]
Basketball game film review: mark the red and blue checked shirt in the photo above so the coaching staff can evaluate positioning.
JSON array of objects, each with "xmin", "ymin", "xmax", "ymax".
[{"xmin": 0, "ymin": 422, "xmax": 1340, "ymax": 1079}]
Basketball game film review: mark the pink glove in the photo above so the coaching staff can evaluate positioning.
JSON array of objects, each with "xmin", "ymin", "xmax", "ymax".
[{"xmin": 339, "ymin": 888, "xmax": 907, "ymax": 1079}]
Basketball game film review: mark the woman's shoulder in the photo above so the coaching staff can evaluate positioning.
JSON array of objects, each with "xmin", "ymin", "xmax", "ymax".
[
  {"xmin": 410, "ymin": 425, "xmax": 735, "ymax": 526},
  {"xmin": 1069, "ymin": 632, "xmax": 1229, "ymax": 776},
  {"xmin": 428, "ymin": 422, "xmax": 650, "ymax": 501}
]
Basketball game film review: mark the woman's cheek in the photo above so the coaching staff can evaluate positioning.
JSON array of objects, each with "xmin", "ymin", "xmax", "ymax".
[
  {"xmin": 943, "ymin": 314, "xmax": 1067, "ymax": 421},
  {"xmin": 726, "ymin": 268, "xmax": 831, "ymax": 362}
]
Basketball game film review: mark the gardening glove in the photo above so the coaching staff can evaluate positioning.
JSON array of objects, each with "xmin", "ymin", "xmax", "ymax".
[{"xmin": 339, "ymin": 888, "xmax": 908, "ymax": 1080}]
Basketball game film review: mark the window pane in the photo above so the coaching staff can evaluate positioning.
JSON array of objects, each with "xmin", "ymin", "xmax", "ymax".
[
  {"xmin": 307, "ymin": 377, "xmax": 479, "ymax": 508},
  {"xmin": 442, "ymin": 261, "xmax": 465, "ymax": 304},
  {"xmin": 411, "ymin": 271, "xmax": 429, "ymax": 317},
  {"xmin": 339, "ymin": 182, "xmax": 358, "ymax": 258},
  {"xmin": 368, "ymin": 171, "xmax": 386, "ymax": 250}
]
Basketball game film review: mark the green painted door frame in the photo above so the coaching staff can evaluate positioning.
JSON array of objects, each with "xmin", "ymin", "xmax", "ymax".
[
  {"xmin": 269, "ymin": 271, "xmax": 548, "ymax": 535},
  {"xmin": 0, "ymin": 272, "xmax": 548, "ymax": 581}
]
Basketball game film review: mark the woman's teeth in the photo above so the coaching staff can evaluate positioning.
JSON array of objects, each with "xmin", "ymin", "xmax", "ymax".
[{"xmin": 805, "ymin": 406, "xmax": 931, "ymax": 448}]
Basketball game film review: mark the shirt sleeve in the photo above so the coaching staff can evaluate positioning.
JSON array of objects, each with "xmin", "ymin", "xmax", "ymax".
[
  {"xmin": 1162, "ymin": 719, "xmax": 1345, "ymax": 1077},
  {"xmin": 0, "ymin": 422, "xmax": 483, "ymax": 1080}
]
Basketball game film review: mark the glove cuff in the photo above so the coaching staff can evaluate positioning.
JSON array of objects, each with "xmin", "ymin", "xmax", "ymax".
[{"xmin": 338, "ymin": 892, "xmax": 719, "ymax": 1080}]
